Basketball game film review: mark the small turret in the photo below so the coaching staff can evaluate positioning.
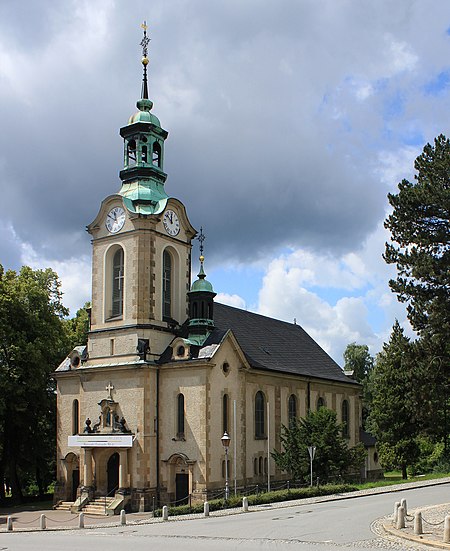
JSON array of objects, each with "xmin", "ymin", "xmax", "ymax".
[{"xmin": 187, "ymin": 229, "xmax": 216, "ymax": 344}]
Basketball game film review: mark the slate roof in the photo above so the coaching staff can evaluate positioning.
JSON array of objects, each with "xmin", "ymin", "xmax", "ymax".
[{"xmin": 205, "ymin": 303, "xmax": 357, "ymax": 385}]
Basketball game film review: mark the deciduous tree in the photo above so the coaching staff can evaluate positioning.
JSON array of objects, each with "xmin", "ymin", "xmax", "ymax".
[
  {"xmin": 0, "ymin": 265, "xmax": 68, "ymax": 502},
  {"xmin": 272, "ymin": 408, "xmax": 365, "ymax": 483}
]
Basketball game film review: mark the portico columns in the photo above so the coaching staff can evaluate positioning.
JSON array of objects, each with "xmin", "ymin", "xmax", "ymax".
[
  {"xmin": 119, "ymin": 449, "xmax": 128, "ymax": 489},
  {"xmin": 83, "ymin": 448, "xmax": 93, "ymax": 487}
]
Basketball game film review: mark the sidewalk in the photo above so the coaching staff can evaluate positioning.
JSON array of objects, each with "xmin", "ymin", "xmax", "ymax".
[
  {"xmin": 0, "ymin": 476, "xmax": 449, "ymax": 535},
  {"xmin": 381, "ymin": 502, "xmax": 450, "ymax": 550}
]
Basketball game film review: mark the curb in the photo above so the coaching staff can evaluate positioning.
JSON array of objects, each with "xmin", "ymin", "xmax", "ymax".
[
  {"xmin": 382, "ymin": 522, "xmax": 450, "ymax": 551},
  {"xmin": 1, "ymin": 477, "xmax": 449, "ymax": 533}
]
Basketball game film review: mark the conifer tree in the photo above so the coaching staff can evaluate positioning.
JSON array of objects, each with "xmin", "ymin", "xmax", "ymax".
[{"xmin": 367, "ymin": 322, "xmax": 420, "ymax": 479}]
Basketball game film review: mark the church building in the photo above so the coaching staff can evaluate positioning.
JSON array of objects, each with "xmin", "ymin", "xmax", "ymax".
[{"xmin": 53, "ymin": 27, "xmax": 368, "ymax": 514}]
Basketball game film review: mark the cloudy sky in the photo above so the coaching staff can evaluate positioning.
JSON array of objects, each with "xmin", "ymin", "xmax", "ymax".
[{"xmin": 1, "ymin": 0, "xmax": 449, "ymax": 364}]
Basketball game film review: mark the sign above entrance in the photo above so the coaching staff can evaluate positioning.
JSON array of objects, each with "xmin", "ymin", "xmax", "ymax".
[{"xmin": 68, "ymin": 435, "xmax": 133, "ymax": 448}]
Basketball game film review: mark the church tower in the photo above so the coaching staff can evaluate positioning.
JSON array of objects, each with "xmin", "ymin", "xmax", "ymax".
[{"xmin": 86, "ymin": 24, "xmax": 196, "ymax": 364}]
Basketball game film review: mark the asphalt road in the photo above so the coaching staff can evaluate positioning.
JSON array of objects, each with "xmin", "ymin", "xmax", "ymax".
[{"xmin": 1, "ymin": 483, "xmax": 448, "ymax": 551}]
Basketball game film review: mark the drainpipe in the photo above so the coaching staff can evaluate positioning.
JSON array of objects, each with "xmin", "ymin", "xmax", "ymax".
[{"xmin": 307, "ymin": 381, "xmax": 311, "ymax": 412}]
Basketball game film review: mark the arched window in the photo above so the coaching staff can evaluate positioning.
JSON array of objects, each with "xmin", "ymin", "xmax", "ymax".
[
  {"xmin": 163, "ymin": 250, "xmax": 172, "ymax": 320},
  {"xmin": 342, "ymin": 399, "xmax": 350, "ymax": 438},
  {"xmin": 259, "ymin": 456, "xmax": 263, "ymax": 474},
  {"xmin": 264, "ymin": 457, "xmax": 268, "ymax": 475},
  {"xmin": 112, "ymin": 248, "xmax": 124, "ymax": 317},
  {"xmin": 152, "ymin": 141, "xmax": 162, "ymax": 167},
  {"xmin": 142, "ymin": 145, "xmax": 148, "ymax": 163},
  {"xmin": 253, "ymin": 458, "xmax": 258, "ymax": 475},
  {"xmin": 177, "ymin": 393, "xmax": 185, "ymax": 437},
  {"xmin": 317, "ymin": 397, "xmax": 325, "ymax": 410},
  {"xmin": 288, "ymin": 394, "xmax": 297, "ymax": 425},
  {"xmin": 72, "ymin": 400, "xmax": 79, "ymax": 435},
  {"xmin": 222, "ymin": 394, "xmax": 229, "ymax": 434},
  {"xmin": 255, "ymin": 391, "xmax": 266, "ymax": 438}
]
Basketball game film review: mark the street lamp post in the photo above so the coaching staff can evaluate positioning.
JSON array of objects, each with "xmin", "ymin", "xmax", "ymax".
[
  {"xmin": 221, "ymin": 431, "xmax": 231, "ymax": 500},
  {"xmin": 308, "ymin": 445, "xmax": 316, "ymax": 487}
]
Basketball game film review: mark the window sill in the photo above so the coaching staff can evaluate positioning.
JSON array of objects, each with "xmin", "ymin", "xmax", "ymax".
[
  {"xmin": 106, "ymin": 315, "xmax": 123, "ymax": 322},
  {"xmin": 172, "ymin": 435, "xmax": 186, "ymax": 442},
  {"xmin": 254, "ymin": 436, "xmax": 267, "ymax": 440}
]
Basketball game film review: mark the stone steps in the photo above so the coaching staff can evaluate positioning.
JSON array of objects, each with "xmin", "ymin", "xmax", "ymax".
[
  {"xmin": 54, "ymin": 501, "xmax": 74, "ymax": 511},
  {"xmin": 82, "ymin": 498, "xmax": 115, "ymax": 516}
]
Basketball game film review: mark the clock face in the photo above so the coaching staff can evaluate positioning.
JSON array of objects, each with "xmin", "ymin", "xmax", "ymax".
[
  {"xmin": 163, "ymin": 209, "xmax": 180, "ymax": 236},
  {"xmin": 106, "ymin": 206, "xmax": 126, "ymax": 234}
]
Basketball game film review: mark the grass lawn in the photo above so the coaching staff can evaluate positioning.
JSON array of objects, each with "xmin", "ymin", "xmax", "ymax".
[{"xmin": 353, "ymin": 470, "xmax": 450, "ymax": 490}]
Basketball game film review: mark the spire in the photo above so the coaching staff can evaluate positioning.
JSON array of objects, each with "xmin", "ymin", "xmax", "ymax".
[{"xmin": 140, "ymin": 21, "xmax": 150, "ymax": 100}]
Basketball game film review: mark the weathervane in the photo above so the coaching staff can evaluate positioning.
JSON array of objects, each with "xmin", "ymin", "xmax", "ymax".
[
  {"xmin": 140, "ymin": 21, "xmax": 150, "ymax": 57},
  {"xmin": 198, "ymin": 227, "xmax": 206, "ymax": 258},
  {"xmin": 140, "ymin": 21, "xmax": 150, "ymax": 100}
]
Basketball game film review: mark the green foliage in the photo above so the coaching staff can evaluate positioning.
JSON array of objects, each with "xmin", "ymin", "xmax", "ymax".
[
  {"xmin": 408, "ymin": 437, "xmax": 445, "ymax": 476},
  {"xmin": 384, "ymin": 134, "xmax": 450, "ymax": 339},
  {"xmin": 383, "ymin": 135, "xmax": 450, "ymax": 456},
  {"xmin": 0, "ymin": 264, "xmax": 68, "ymax": 503},
  {"xmin": 154, "ymin": 484, "xmax": 358, "ymax": 516},
  {"xmin": 63, "ymin": 302, "xmax": 90, "ymax": 349},
  {"xmin": 366, "ymin": 322, "xmax": 420, "ymax": 478},
  {"xmin": 343, "ymin": 342, "xmax": 374, "ymax": 426},
  {"xmin": 272, "ymin": 408, "xmax": 366, "ymax": 483},
  {"xmin": 343, "ymin": 343, "xmax": 373, "ymax": 382}
]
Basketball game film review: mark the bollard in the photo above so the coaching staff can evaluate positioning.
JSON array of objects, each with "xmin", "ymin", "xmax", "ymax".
[
  {"xmin": 40, "ymin": 514, "xmax": 46, "ymax": 530},
  {"xmin": 204, "ymin": 501, "xmax": 209, "ymax": 517},
  {"xmin": 79, "ymin": 512, "xmax": 84, "ymax": 529},
  {"xmin": 414, "ymin": 511, "xmax": 423, "ymax": 535},
  {"xmin": 393, "ymin": 501, "xmax": 400, "ymax": 524},
  {"xmin": 242, "ymin": 496, "xmax": 249, "ymax": 512},
  {"xmin": 400, "ymin": 498, "xmax": 407, "ymax": 516},
  {"xmin": 396, "ymin": 506, "xmax": 405, "ymax": 529},
  {"xmin": 6, "ymin": 516, "xmax": 13, "ymax": 531},
  {"xmin": 444, "ymin": 515, "xmax": 450, "ymax": 544},
  {"xmin": 162, "ymin": 505, "xmax": 169, "ymax": 521},
  {"xmin": 120, "ymin": 509, "xmax": 126, "ymax": 526}
]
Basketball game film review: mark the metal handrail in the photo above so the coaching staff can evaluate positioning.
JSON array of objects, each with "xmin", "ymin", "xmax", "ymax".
[{"xmin": 104, "ymin": 485, "xmax": 118, "ymax": 514}]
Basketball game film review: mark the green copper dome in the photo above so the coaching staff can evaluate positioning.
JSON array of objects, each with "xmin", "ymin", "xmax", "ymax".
[
  {"xmin": 128, "ymin": 98, "xmax": 161, "ymax": 127},
  {"xmin": 190, "ymin": 261, "xmax": 214, "ymax": 293}
]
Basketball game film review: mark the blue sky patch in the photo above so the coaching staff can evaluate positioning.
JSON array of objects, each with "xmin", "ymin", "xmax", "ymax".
[{"xmin": 423, "ymin": 70, "xmax": 450, "ymax": 95}]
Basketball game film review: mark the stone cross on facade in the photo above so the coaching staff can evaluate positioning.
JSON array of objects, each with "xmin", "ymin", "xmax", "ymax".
[{"xmin": 106, "ymin": 382, "xmax": 114, "ymax": 400}]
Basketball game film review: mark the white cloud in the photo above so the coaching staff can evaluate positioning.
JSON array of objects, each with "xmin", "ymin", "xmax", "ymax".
[
  {"xmin": 386, "ymin": 37, "xmax": 418, "ymax": 74},
  {"xmin": 216, "ymin": 293, "xmax": 246, "ymax": 310}
]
